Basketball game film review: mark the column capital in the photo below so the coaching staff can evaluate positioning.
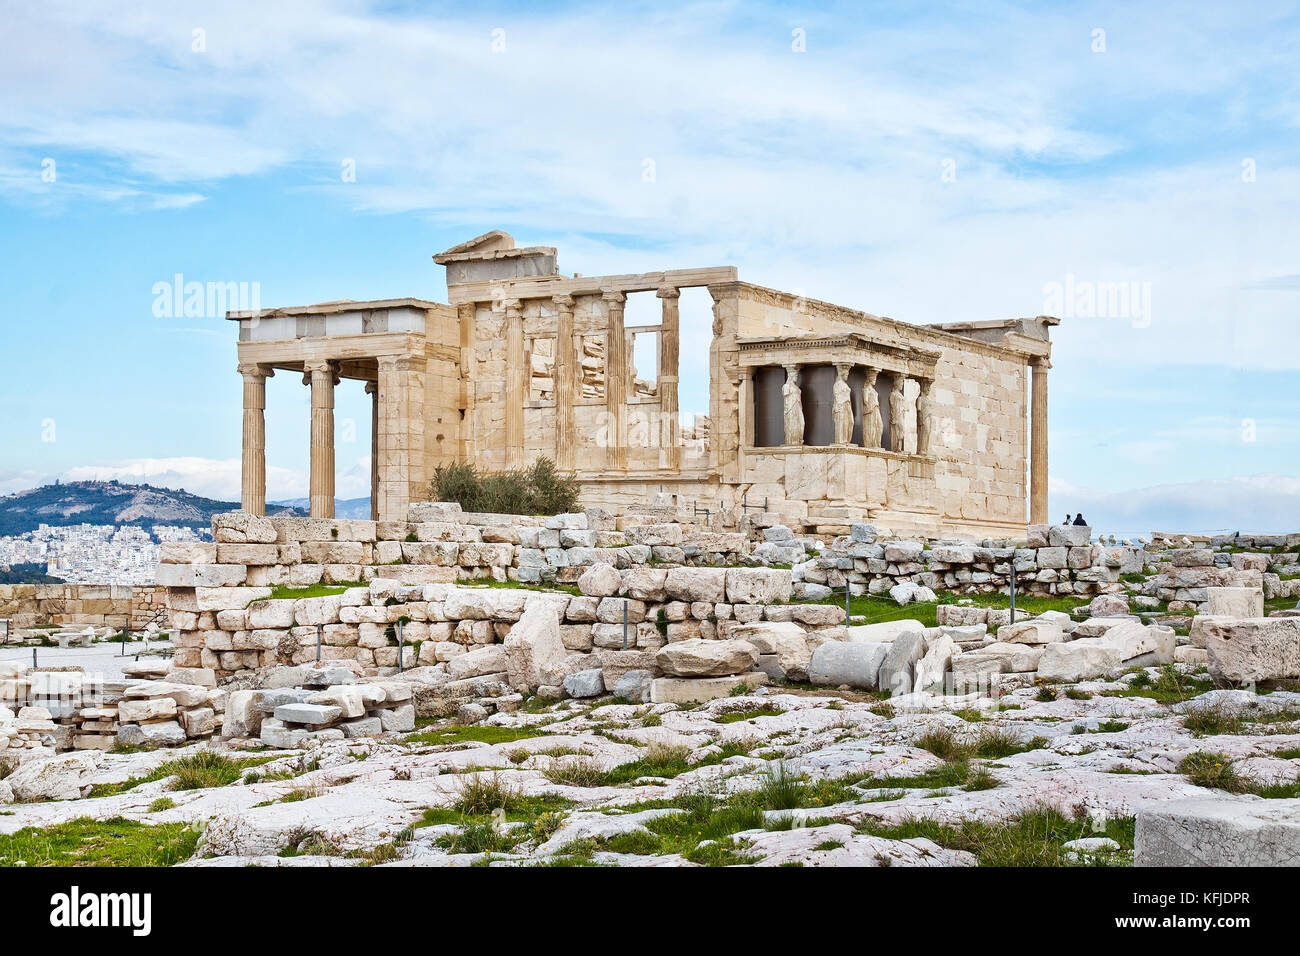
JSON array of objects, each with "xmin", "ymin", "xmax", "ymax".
[
  {"xmin": 655, "ymin": 286, "xmax": 680, "ymax": 299},
  {"xmin": 1030, "ymin": 357, "xmax": 1052, "ymax": 370},
  {"xmin": 551, "ymin": 293, "xmax": 576, "ymax": 311},
  {"xmin": 302, "ymin": 359, "xmax": 339, "ymax": 386},
  {"xmin": 364, "ymin": 380, "xmax": 378, "ymax": 394},
  {"xmin": 601, "ymin": 289, "xmax": 626, "ymax": 305},
  {"xmin": 501, "ymin": 297, "xmax": 523, "ymax": 315},
  {"xmin": 237, "ymin": 362, "xmax": 273, "ymax": 381}
]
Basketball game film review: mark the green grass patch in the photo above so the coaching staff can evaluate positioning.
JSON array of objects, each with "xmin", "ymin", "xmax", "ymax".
[
  {"xmin": 856, "ymin": 806, "xmax": 1135, "ymax": 866},
  {"xmin": 86, "ymin": 752, "xmax": 277, "ymax": 798},
  {"xmin": 0, "ymin": 817, "xmax": 200, "ymax": 866},
  {"xmin": 714, "ymin": 707, "xmax": 785, "ymax": 724},
  {"xmin": 407, "ymin": 725, "xmax": 552, "ymax": 747},
  {"xmin": 267, "ymin": 580, "xmax": 364, "ymax": 600}
]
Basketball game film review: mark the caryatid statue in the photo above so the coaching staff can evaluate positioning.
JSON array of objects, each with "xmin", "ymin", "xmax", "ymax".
[
  {"xmin": 832, "ymin": 364, "xmax": 854, "ymax": 445},
  {"xmin": 889, "ymin": 375, "xmax": 907, "ymax": 452},
  {"xmin": 861, "ymin": 369, "xmax": 882, "ymax": 449},
  {"xmin": 782, "ymin": 365, "xmax": 804, "ymax": 446},
  {"xmin": 915, "ymin": 379, "xmax": 932, "ymax": 456}
]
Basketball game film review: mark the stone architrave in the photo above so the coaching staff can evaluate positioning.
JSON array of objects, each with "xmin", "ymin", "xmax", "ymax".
[
  {"xmin": 889, "ymin": 376, "xmax": 907, "ymax": 453},
  {"xmin": 782, "ymin": 365, "xmax": 804, "ymax": 446},
  {"xmin": 832, "ymin": 364, "xmax": 854, "ymax": 445},
  {"xmin": 861, "ymin": 369, "xmax": 882, "ymax": 449}
]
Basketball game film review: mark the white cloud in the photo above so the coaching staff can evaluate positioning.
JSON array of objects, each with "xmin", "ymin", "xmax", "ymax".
[
  {"xmin": 3, "ymin": 0, "xmax": 1295, "ymax": 378},
  {"xmin": 1049, "ymin": 473, "xmax": 1300, "ymax": 537}
]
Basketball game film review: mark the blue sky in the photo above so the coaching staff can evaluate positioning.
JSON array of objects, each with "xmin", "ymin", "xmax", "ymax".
[{"xmin": 1, "ymin": 0, "xmax": 1297, "ymax": 534}]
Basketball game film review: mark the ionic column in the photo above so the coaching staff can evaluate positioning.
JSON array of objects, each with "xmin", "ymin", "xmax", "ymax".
[
  {"xmin": 504, "ymin": 298, "xmax": 525, "ymax": 469},
  {"xmin": 603, "ymin": 290, "xmax": 628, "ymax": 471},
  {"xmin": 782, "ymin": 363, "xmax": 804, "ymax": 446},
  {"xmin": 656, "ymin": 286, "xmax": 681, "ymax": 471},
  {"xmin": 365, "ymin": 380, "xmax": 379, "ymax": 521},
  {"xmin": 1030, "ymin": 358, "xmax": 1050, "ymax": 524},
  {"xmin": 553, "ymin": 294, "xmax": 576, "ymax": 470},
  {"xmin": 915, "ymin": 378, "xmax": 933, "ymax": 457},
  {"xmin": 239, "ymin": 363, "xmax": 272, "ymax": 515},
  {"xmin": 304, "ymin": 360, "xmax": 337, "ymax": 518}
]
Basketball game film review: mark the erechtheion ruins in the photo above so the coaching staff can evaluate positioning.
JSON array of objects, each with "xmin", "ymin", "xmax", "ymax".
[{"xmin": 231, "ymin": 231, "xmax": 1057, "ymax": 537}]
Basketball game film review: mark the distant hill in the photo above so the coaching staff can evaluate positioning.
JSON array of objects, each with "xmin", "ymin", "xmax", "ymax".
[
  {"xmin": 271, "ymin": 497, "xmax": 372, "ymax": 519},
  {"xmin": 0, "ymin": 481, "xmax": 302, "ymax": 536}
]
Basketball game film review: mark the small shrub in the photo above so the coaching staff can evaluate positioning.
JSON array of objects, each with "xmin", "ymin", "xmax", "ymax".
[
  {"xmin": 431, "ymin": 457, "xmax": 578, "ymax": 516},
  {"xmin": 1178, "ymin": 752, "xmax": 1248, "ymax": 793},
  {"xmin": 543, "ymin": 756, "xmax": 605, "ymax": 787},
  {"xmin": 452, "ymin": 771, "xmax": 523, "ymax": 815},
  {"xmin": 148, "ymin": 797, "xmax": 176, "ymax": 812}
]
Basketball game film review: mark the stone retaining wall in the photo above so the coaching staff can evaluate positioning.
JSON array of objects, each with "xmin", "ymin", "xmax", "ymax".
[{"xmin": 0, "ymin": 584, "xmax": 167, "ymax": 631}]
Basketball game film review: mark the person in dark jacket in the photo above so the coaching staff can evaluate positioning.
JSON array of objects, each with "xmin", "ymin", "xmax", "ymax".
[{"xmin": 1072, "ymin": 513, "xmax": 1088, "ymax": 526}]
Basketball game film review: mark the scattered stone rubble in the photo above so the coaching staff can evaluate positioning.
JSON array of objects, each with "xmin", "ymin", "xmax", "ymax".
[{"xmin": 1, "ymin": 510, "xmax": 1296, "ymax": 866}]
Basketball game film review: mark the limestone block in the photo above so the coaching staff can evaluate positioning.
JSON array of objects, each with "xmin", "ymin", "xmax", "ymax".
[
  {"xmin": 997, "ymin": 618, "xmax": 1065, "ymax": 645},
  {"xmin": 118, "ymin": 697, "xmax": 177, "ymax": 722},
  {"xmin": 623, "ymin": 523, "xmax": 683, "ymax": 547},
  {"xmin": 914, "ymin": 635, "xmax": 957, "ymax": 692},
  {"xmin": 247, "ymin": 599, "xmax": 296, "ymax": 629},
  {"xmin": 118, "ymin": 721, "xmax": 186, "ymax": 748},
  {"xmin": 655, "ymin": 638, "xmax": 758, "ymax": 678},
  {"xmin": 879, "ymin": 631, "xmax": 925, "ymax": 696},
  {"xmin": 664, "ymin": 567, "xmax": 727, "ymax": 603},
  {"xmin": 215, "ymin": 544, "xmax": 280, "ymax": 565},
  {"xmin": 448, "ymin": 645, "xmax": 508, "ymax": 680},
  {"xmin": 725, "ymin": 568, "xmax": 793, "ymax": 605},
  {"xmin": 1136, "ymin": 797, "xmax": 1300, "ymax": 866},
  {"xmin": 1204, "ymin": 618, "xmax": 1300, "ymax": 682},
  {"xmin": 159, "ymin": 542, "xmax": 218, "ymax": 564},
  {"xmin": 562, "ymin": 668, "xmax": 605, "ymax": 698},
  {"xmin": 649, "ymin": 671, "xmax": 767, "ymax": 704},
  {"xmin": 845, "ymin": 620, "xmax": 924, "ymax": 643},
  {"xmin": 1036, "ymin": 547, "xmax": 1067, "ymax": 569},
  {"xmin": 1047, "ymin": 525, "xmax": 1090, "ymax": 547},
  {"xmin": 504, "ymin": 599, "xmax": 567, "ymax": 693},
  {"xmin": 1206, "ymin": 587, "xmax": 1264, "ymax": 619},
  {"xmin": 213, "ymin": 511, "xmax": 278, "ymax": 543},
  {"xmin": 808, "ymin": 641, "xmax": 888, "ymax": 689},
  {"xmin": 731, "ymin": 621, "xmax": 812, "ymax": 681},
  {"xmin": 274, "ymin": 703, "xmax": 343, "ymax": 725},
  {"xmin": 179, "ymin": 706, "xmax": 216, "ymax": 737},
  {"xmin": 155, "ymin": 564, "xmax": 247, "ymax": 588}
]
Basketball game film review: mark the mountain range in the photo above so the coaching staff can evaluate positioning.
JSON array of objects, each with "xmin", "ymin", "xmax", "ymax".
[{"xmin": 0, "ymin": 481, "xmax": 302, "ymax": 536}]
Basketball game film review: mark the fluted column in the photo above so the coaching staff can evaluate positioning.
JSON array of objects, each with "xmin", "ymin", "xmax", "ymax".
[
  {"xmin": 603, "ymin": 290, "xmax": 628, "ymax": 471},
  {"xmin": 239, "ymin": 363, "xmax": 272, "ymax": 515},
  {"xmin": 1030, "ymin": 358, "xmax": 1050, "ymax": 524},
  {"xmin": 553, "ymin": 294, "xmax": 576, "ymax": 470},
  {"xmin": 304, "ymin": 360, "xmax": 337, "ymax": 518},
  {"xmin": 656, "ymin": 286, "xmax": 681, "ymax": 471},
  {"xmin": 365, "ymin": 380, "xmax": 378, "ymax": 520},
  {"xmin": 504, "ymin": 298, "xmax": 525, "ymax": 469}
]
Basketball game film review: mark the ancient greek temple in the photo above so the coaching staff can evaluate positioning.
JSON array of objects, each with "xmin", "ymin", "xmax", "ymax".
[{"xmin": 230, "ymin": 231, "xmax": 1055, "ymax": 537}]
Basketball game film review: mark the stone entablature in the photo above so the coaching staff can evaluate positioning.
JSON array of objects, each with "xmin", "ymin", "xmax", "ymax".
[{"xmin": 227, "ymin": 230, "xmax": 1057, "ymax": 538}]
